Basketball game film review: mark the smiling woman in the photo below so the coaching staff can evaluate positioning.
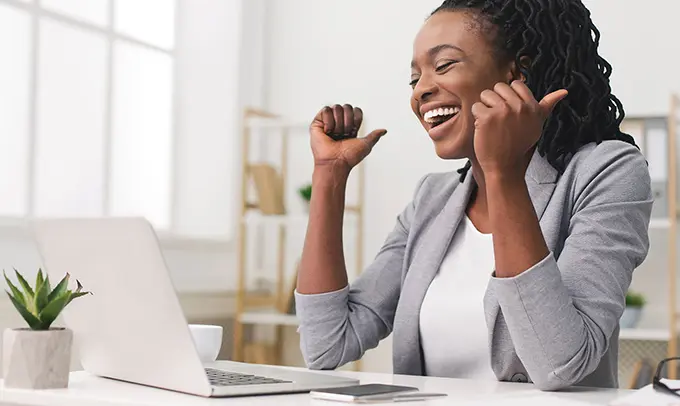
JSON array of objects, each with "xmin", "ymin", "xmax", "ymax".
[{"xmin": 294, "ymin": 0, "xmax": 652, "ymax": 391}]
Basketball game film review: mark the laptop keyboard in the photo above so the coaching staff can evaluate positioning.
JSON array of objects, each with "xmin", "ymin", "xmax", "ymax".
[{"xmin": 205, "ymin": 368, "xmax": 292, "ymax": 387}]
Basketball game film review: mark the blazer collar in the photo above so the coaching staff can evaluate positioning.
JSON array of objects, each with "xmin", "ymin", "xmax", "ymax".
[{"xmin": 526, "ymin": 148, "xmax": 558, "ymax": 185}]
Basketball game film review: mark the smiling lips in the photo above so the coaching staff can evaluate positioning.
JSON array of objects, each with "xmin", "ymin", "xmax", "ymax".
[{"xmin": 423, "ymin": 106, "xmax": 460, "ymax": 128}]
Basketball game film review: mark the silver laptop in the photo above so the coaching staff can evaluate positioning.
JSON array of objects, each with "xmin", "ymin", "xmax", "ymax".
[{"xmin": 31, "ymin": 217, "xmax": 358, "ymax": 397}]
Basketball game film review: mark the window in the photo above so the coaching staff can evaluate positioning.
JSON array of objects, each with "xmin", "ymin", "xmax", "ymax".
[{"xmin": 0, "ymin": 0, "xmax": 246, "ymax": 240}]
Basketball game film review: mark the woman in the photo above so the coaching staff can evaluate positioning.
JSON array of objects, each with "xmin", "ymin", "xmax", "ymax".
[{"xmin": 295, "ymin": 0, "xmax": 652, "ymax": 391}]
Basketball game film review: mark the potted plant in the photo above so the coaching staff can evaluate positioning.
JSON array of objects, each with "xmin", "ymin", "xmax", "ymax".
[
  {"xmin": 620, "ymin": 291, "xmax": 645, "ymax": 329},
  {"xmin": 3, "ymin": 268, "xmax": 90, "ymax": 389},
  {"xmin": 298, "ymin": 183, "xmax": 312, "ymax": 212}
]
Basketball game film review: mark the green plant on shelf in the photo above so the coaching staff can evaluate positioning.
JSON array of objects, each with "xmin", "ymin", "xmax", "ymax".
[
  {"xmin": 4, "ymin": 269, "xmax": 91, "ymax": 330},
  {"xmin": 298, "ymin": 184, "xmax": 312, "ymax": 202},
  {"xmin": 625, "ymin": 291, "xmax": 646, "ymax": 308}
]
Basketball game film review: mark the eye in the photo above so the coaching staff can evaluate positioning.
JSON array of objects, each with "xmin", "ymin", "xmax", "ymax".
[
  {"xmin": 409, "ymin": 77, "xmax": 419, "ymax": 88},
  {"xmin": 435, "ymin": 61, "xmax": 457, "ymax": 72}
]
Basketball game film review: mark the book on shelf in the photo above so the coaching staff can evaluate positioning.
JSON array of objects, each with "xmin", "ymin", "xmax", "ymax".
[{"xmin": 249, "ymin": 163, "xmax": 285, "ymax": 215}]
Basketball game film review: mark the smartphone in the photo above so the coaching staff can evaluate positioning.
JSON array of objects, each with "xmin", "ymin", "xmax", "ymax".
[{"xmin": 310, "ymin": 384, "xmax": 419, "ymax": 402}]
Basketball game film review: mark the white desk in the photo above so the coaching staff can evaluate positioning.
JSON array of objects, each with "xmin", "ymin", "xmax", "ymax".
[{"xmin": 0, "ymin": 362, "xmax": 633, "ymax": 405}]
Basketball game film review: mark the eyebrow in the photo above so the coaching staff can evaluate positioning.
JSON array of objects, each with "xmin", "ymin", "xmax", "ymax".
[{"xmin": 411, "ymin": 44, "xmax": 465, "ymax": 69}]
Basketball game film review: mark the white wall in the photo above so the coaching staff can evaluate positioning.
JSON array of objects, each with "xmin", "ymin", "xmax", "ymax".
[
  {"xmin": 263, "ymin": 0, "xmax": 456, "ymax": 264},
  {"xmin": 583, "ymin": 0, "xmax": 680, "ymax": 116},
  {"xmin": 261, "ymin": 0, "xmax": 680, "ymax": 372},
  {"xmin": 173, "ymin": 0, "xmax": 268, "ymax": 240},
  {"xmin": 173, "ymin": 0, "xmax": 245, "ymax": 239}
]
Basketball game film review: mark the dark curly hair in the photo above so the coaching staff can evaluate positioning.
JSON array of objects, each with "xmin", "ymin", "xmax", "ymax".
[{"xmin": 434, "ymin": 0, "xmax": 637, "ymax": 181}]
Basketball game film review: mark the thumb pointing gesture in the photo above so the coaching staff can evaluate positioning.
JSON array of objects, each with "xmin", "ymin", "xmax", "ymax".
[
  {"xmin": 350, "ymin": 128, "xmax": 387, "ymax": 163},
  {"xmin": 309, "ymin": 104, "xmax": 387, "ymax": 171},
  {"xmin": 362, "ymin": 129, "xmax": 388, "ymax": 150},
  {"xmin": 538, "ymin": 89, "xmax": 569, "ymax": 116}
]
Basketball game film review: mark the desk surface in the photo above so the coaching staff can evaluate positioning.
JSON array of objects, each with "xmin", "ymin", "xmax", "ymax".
[{"xmin": 0, "ymin": 362, "xmax": 633, "ymax": 406}]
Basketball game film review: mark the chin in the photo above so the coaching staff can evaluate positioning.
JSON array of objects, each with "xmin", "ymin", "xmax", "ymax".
[
  {"xmin": 430, "ymin": 130, "xmax": 472, "ymax": 160},
  {"xmin": 433, "ymin": 144, "xmax": 466, "ymax": 160}
]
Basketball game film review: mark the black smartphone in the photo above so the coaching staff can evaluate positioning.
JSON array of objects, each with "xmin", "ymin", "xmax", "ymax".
[{"xmin": 310, "ymin": 384, "xmax": 418, "ymax": 402}]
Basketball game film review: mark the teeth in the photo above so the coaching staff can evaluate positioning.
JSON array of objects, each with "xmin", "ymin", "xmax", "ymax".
[{"xmin": 423, "ymin": 106, "xmax": 460, "ymax": 123}]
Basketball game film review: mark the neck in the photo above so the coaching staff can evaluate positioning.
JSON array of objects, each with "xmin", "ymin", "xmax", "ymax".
[{"xmin": 468, "ymin": 160, "xmax": 488, "ymax": 215}]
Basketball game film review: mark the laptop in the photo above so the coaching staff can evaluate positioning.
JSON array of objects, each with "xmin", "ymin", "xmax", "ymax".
[{"xmin": 30, "ymin": 217, "xmax": 359, "ymax": 397}]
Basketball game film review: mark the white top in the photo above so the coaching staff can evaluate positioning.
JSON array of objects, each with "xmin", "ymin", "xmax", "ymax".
[{"xmin": 419, "ymin": 215, "xmax": 496, "ymax": 379}]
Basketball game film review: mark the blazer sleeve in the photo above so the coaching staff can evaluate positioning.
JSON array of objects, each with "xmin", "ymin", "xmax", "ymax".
[
  {"xmin": 294, "ymin": 174, "xmax": 430, "ymax": 370},
  {"xmin": 490, "ymin": 142, "xmax": 653, "ymax": 390}
]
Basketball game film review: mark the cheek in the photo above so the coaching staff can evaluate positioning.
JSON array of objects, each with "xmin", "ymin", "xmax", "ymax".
[
  {"xmin": 410, "ymin": 96, "xmax": 419, "ymax": 117},
  {"xmin": 440, "ymin": 70, "xmax": 504, "ymax": 107}
]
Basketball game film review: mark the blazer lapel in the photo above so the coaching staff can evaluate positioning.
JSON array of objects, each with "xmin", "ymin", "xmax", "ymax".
[
  {"xmin": 392, "ymin": 172, "xmax": 475, "ymax": 375},
  {"xmin": 524, "ymin": 149, "xmax": 559, "ymax": 220}
]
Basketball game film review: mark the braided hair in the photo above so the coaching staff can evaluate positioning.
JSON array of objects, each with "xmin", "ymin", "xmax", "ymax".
[{"xmin": 432, "ymin": 0, "xmax": 636, "ymax": 181}]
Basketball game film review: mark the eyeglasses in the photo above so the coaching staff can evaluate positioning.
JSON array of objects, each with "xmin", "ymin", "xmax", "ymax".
[{"xmin": 654, "ymin": 357, "xmax": 680, "ymax": 397}]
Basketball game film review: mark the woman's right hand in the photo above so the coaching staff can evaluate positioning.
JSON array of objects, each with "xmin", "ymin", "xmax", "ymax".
[{"xmin": 310, "ymin": 104, "xmax": 387, "ymax": 175}]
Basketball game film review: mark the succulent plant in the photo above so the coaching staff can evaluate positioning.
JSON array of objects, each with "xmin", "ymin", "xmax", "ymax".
[
  {"xmin": 298, "ymin": 184, "xmax": 312, "ymax": 202},
  {"xmin": 4, "ymin": 269, "xmax": 91, "ymax": 330},
  {"xmin": 625, "ymin": 291, "xmax": 646, "ymax": 307}
]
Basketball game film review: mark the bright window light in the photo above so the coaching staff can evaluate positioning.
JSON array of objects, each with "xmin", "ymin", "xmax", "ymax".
[
  {"xmin": 33, "ymin": 20, "xmax": 107, "ymax": 217},
  {"xmin": 0, "ymin": 4, "xmax": 31, "ymax": 216},
  {"xmin": 114, "ymin": 0, "xmax": 175, "ymax": 49},
  {"xmin": 109, "ymin": 42, "xmax": 173, "ymax": 229},
  {"xmin": 41, "ymin": 0, "xmax": 109, "ymax": 27}
]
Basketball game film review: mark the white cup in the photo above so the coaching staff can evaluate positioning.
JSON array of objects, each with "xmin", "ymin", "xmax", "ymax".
[{"xmin": 188, "ymin": 324, "xmax": 223, "ymax": 363}]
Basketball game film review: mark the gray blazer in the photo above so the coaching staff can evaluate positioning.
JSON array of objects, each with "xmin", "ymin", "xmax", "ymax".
[{"xmin": 295, "ymin": 140, "xmax": 653, "ymax": 390}]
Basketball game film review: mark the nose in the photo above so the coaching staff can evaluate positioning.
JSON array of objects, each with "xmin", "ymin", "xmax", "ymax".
[{"xmin": 413, "ymin": 73, "xmax": 437, "ymax": 103}]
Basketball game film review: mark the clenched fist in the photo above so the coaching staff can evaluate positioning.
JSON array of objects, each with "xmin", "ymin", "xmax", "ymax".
[{"xmin": 310, "ymin": 104, "xmax": 387, "ymax": 175}]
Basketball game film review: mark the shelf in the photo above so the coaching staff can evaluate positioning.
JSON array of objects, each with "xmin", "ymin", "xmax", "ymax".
[
  {"xmin": 243, "ymin": 211, "xmax": 357, "ymax": 227},
  {"xmin": 245, "ymin": 117, "xmax": 309, "ymax": 130},
  {"xmin": 243, "ymin": 213, "xmax": 308, "ymax": 227},
  {"xmin": 649, "ymin": 218, "xmax": 672, "ymax": 229},
  {"xmin": 239, "ymin": 311, "xmax": 299, "ymax": 326},
  {"xmin": 619, "ymin": 328, "xmax": 670, "ymax": 341}
]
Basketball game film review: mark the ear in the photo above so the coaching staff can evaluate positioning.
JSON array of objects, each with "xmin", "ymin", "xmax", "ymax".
[{"xmin": 507, "ymin": 56, "xmax": 531, "ymax": 83}]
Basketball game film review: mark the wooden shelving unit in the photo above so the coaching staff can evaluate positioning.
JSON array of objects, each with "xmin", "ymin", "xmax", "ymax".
[
  {"xmin": 669, "ymin": 93, "xmax": 679, "ymax": 378},
  {"xmin": 232, "ymin": 108, "xmax": 365, "ymax": 370},
  {"xmin": 617, "ymin": 94, "xmax": 679, "ymax": 386}
]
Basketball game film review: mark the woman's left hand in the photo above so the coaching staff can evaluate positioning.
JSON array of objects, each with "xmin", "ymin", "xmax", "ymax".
[{"xmin": 471, "ymin": 80, "xmax": 568, "ymax": 177}]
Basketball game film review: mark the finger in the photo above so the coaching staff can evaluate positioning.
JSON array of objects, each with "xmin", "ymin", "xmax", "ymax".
[
  {"xmin": 493, "ymin": 82, "xmax": 523, "ymax": 110},
  {"xmin": 480, "ymin": 89, "xmax": 505, "ymax": 108},
  {"xmin": 361, "ymin": 128, "xmax": 388, "ymax": 150},
  {"xmin": 510, "ymin": 80, "xmax": 536, "ymax": 104},
  {"xmin": 353, "ymin": 107, "xmax": 363, "ymax": 136},
  {"xmin": 332, "ymin": 105, "xmax": 345, "ymax": 135},
  {"xmin": 321, "ymin": 106, "xmax": 335, "ymax": 134},
  {"xmin": 539, "ymin": 89, "xmax": 569, "ymax": 115},
  {"xmin": 471, "ymin": 101, "xmax": 490, "ymax": 119},
  {"xmin": 343, "ymin": 104, "xmax": 355, "ymax": 136}
]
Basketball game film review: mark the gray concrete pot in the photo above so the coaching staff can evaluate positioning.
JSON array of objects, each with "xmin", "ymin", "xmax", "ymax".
[
  {"xmin": 620, "ymin": 306, "xmax": 643, "ymax": 329},
  {"xmin": 3, "ymin": 328, "xmax": 72, "ymax": 389}
]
